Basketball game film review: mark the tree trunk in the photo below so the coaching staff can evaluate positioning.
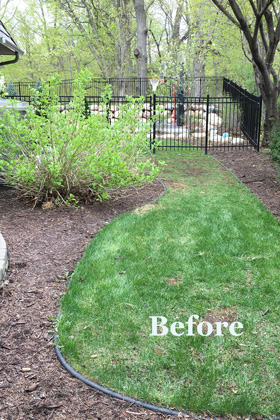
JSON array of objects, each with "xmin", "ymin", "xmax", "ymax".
[
  {"xmin": 193, "ymin": 59, "xmax": 205, "ymax": 97},
  {"xmin": 261, "ymin": 87, "xmax": 278, "ymax": 147},
  {"xmin": 133, "ymin": 0, "xmax": 147, "ymax": 95},
  {"xmin": 253, "ymin": 61, "xmax": 279, "ymax": 147}
]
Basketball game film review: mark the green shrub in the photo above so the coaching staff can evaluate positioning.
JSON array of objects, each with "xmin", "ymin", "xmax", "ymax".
[
  {"xmin": 6, "ymin": 80, "xmax": 18, "ymax": 97},
  {"xmin": 270, "ymin": 122, "xmax": 280, "ymax": 175},
  {"xmin": 0, "ymin": 70, "xmax": 163, "ymax": 206}
]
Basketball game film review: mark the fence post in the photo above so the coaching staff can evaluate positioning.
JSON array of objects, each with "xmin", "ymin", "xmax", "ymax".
[
  {"xmin": 152, "ymin": 93, "xmax": 156, "ymax": 154},
  {"xmin": 257, "ymin": 96, "xmax": 262, "ymax": 152},
  {"xmin": 106, "ymin": 94, "xmax": 111, "ymax": 124},
  {"xmin": 205, "ymin": 95, "xmax": 210, "ymax": 155}
]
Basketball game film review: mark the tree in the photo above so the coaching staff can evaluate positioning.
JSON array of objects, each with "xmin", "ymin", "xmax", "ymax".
[
  {"xmin": 6, "ymin": 79, "xmax": 18, "ymax": 97},
  {"xmin": 211, "ymin": 0, "xmax": 280, "ymax": 146},
  {"xmin": 133, "ymin": 0, "xmax": 148, "ymax": 94},
  {"xmin": 54, "ymin": 0, "xmax": 136, "ymax": 79}
]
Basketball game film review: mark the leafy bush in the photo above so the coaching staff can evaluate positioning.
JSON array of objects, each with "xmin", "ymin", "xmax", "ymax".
[
  {"xmin": 270, "ymin": 122, "xmax": 280, "ymax": 174},
  {"xmin": 0, "ymin": 71, "xmax": 163, "ymax": 206},
  {"xmin": 6, "ymin": 80, "xmax": 18, "ymax": 97}
]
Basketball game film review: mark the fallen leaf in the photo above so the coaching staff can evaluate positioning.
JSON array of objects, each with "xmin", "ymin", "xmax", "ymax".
[
  {"xmin": 42, "ymin": 201, "xmax": 54, "ymax": 210},
  {"xmin": 227, "ymin": 383, "xmax": 236, "ymax": 388},
  {"xmin": 25, "ymin": 383, "xmax": 39, "ymax": 392}
]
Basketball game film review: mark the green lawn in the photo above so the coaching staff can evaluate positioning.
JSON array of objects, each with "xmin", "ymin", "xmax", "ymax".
[{"xmin": 57, "ymin": 150, "xmax": 280, "ymax": 417}]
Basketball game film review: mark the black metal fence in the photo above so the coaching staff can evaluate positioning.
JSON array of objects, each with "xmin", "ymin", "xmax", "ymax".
[
  {"xmin": 152, "ymin": 93, "xmax": 261, "ymax": 152},
  {"xmin": 7, "ymin": 78, "xmax": 262, "ymax": 153},
  {"xmin": 7, "ymin": 76, "xmax": 224, "ymax": 98},
  {"xmin": 223, "ymin": 78, "xmax": 262, "ymax": 150}
]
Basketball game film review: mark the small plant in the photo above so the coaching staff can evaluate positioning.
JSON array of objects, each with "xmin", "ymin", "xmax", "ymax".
[
  {"xmin": 33, "ymin": 79, "xmax": 42, "ymax": 93},
  {"xmin": 6, "ymin": 80, "xmax": 18, "ymax": 97},
  {"xmin": 0, "ymin": 70, "xmax": 163, "ymax": 206},
  {"xmin": 65, "ymin": 193, "xmax": 80, "ymax": 207}
]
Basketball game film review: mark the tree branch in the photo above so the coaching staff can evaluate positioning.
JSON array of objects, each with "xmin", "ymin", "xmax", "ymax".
[
  {"xmin": 211, "ymin": 0, "xmax": 240, "ymax": 27},
  {"xmin": 149, "ymin": 28, "xmax": 161, "ymax": 58}
]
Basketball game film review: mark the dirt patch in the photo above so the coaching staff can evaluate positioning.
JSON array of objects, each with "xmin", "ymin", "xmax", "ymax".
[
  {"xmin": 200, "ymin": 307, "xmax": 238, "ymax": 336},
  {"xmin": 134, "ymin": 202, "xmax": 161, "ymax": 215},
  {"xmin": 204, "ymin": 307, "xmax": 237, "ymax": 325},
  {"xmin": 167, "ymin": 277, "xmax": 183, "ymax": 286},
  {"xmin": 164, "ymin": 181, "xmax": 186, "ymax": 191}
]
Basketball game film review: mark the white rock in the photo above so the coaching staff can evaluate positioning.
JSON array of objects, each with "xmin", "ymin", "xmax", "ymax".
[
  {"xmin": 110, "ymin": 105, "xmax": 118, "ymax": 112},
  {"xmin": 232, "ymin": 137, "xmax": 244, "ymax": 144},
  {"xmin": 193, "ymin": 132, "xmax": 205, "ymax": 139},
  {"xmin": 198, "ymin": 105, "xmax": 207, "ymax": 112},
  {"xmin": 89, "ymin": 104, "xmax": 99, "ymax": 112},
  {"xmin": 143, "ymin": 102, "xmax": 151, "ymax": 111},
  {"xmin": 209, "ymin": 114, "xmax": 223, "ymax": 127},
  {"xmin": 209, "ymin": 131, "xmax": 221, "ymax": 142},
  {"xmin": 143, "ymin": 110, "xmax": 151, "ymax": 119}
]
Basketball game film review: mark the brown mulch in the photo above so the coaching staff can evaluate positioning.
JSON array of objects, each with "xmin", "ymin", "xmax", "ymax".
[
  {"xmin": 0, "ymin": 148, "xmax": 279, "ymax": 420},
  {"xmin": 210, "ymin": 148, "xmax": 280, "ymax": 220}
]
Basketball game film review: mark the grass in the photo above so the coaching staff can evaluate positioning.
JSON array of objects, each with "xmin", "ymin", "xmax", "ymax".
[{"xmin": 57, "ymin": 150, "xmax": 280, "ymax": 417}]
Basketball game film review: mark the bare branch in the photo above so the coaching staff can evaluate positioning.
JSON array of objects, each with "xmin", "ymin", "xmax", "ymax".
[
  {"xmin": 179, "ymin": 28, "xmax": 190, "ymax": 44},
  {"xmin": 248, "ymin": 0, "xmax": 258, "ymax": 16},
  {"xmin": 149, "ymin": 28, "xmax": 161, "ymax": 58}
]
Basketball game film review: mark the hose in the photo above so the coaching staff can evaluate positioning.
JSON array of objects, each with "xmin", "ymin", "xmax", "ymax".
[{"xmin": 209, "ymin": 154, "xmax": 251, "ymax": 192}]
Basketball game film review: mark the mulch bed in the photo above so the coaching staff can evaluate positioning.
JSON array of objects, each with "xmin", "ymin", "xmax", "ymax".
[
  {"xmin": 0, "ymin": 148, "xmax": 279, "ymax": 420},
  {"xmin": 210, "ymin": 148, "xmax": 280, "ymax": 220}
]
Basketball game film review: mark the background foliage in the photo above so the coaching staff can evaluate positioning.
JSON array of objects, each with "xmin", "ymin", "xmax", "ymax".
[{"xmin": 0, "ymin": 0, "xmax": 257, "ymax": 92}]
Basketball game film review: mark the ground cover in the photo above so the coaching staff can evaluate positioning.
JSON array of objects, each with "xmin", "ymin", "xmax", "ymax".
[{"xmin": 56, "ymin": 150, "xmax": 280, "ymax": 417}]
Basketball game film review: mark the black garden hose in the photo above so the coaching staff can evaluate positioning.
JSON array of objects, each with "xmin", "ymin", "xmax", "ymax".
[{"xmin": 209, "ymin": 154, "xmax": 251, "ymax": 192}]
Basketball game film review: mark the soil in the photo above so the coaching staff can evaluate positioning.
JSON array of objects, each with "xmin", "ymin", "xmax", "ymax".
[{"xmin": 0, "ymin": 148, "xmax": 279, "ymax": 420}]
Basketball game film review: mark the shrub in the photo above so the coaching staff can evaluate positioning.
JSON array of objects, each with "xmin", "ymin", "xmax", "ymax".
[
  {"xmin": 0, "ymin": 71, "xmax": 163, "ymax": 206},
  {"xmin": 6, "ymin": 80, "xmax": 18, "ymax": 97}
]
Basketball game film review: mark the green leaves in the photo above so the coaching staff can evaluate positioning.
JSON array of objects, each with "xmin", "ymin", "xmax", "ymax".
[{"xmin": 0, "ymin": 71, "xmax": 163, "ymax": 206}]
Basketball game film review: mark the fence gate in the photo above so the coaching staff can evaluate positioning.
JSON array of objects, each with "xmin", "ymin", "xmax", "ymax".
[{"xmin": 152, "ymin": 92, "xmax": 262, "ymax": 153}]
